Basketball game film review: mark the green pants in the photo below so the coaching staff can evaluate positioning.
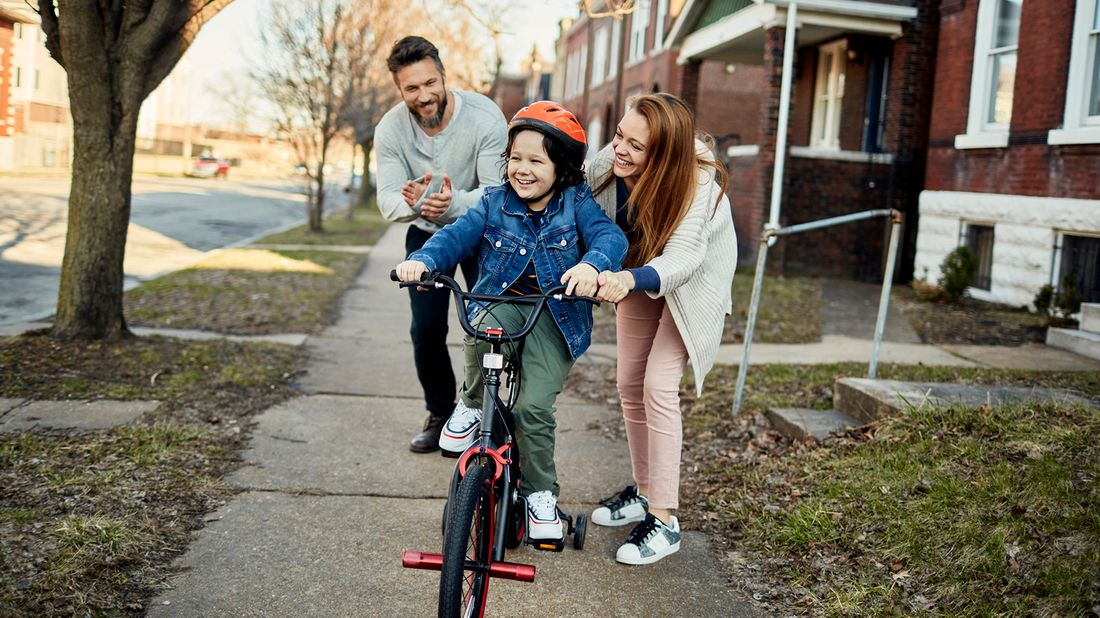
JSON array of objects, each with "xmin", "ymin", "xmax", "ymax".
[{"xmin": 461, "ymin": 303, "xmax": 574, "ymax": 498}]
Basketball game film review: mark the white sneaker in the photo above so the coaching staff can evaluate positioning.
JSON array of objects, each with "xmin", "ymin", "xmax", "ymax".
[
  {"xmin": 591, "ymin": 485, "xmax": 649, "ymax": 527},
  {"xmin": 525, "ymin": 491, "xmax": 563, "ymax": 541},
  {"xmin": 615, "ymin": 514, "xmax": 681, "ymax": 565},
  {"xmin": 438, "ymin": 401, "xmax": 481, "ymax": 452}
]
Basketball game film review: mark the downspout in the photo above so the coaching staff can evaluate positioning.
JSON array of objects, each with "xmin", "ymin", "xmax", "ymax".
[{"xmin": 767, "ymin": 1, "xmax": 798, "ymax": 234}]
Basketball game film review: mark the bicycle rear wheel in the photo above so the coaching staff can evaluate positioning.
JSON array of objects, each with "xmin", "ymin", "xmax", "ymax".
[{"xmin": 438, "ymin": 462, "xmax": 493, "ymax": 618}]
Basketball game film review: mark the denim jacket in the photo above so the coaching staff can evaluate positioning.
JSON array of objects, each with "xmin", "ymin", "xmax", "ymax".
[{"xmin": 408, "ymin": 182, "xmax": 627, "ymax": 359}]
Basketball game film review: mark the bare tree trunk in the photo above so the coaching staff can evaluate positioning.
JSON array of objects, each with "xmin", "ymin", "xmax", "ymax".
[
  {"xmin": 53, "ymin": 117, "xmax": 137, "ymax": 339},
  {"xmin": 311, "ymin": 144, "xmax": 327, "ymax": 232},
  {"xmin": 357, "ymin": 136, "xmax": 375, "ymax": 208}
]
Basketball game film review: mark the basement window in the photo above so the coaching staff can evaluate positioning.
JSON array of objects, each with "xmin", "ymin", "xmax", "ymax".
[{"xmin": 963, "ymin": 223, "xmax": 995, "ymax": 290}]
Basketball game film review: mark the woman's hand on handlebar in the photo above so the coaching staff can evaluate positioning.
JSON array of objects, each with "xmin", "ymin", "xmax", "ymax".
[
  {"xmin": 596, "ymin": 270, "xmax": 634, "ymax": 303},
  {"xmin": 395, "ymin": 260, "xmax": 429, "ymax": 283},
  {"xmin": 560, "ymin": 263, "xmax": 599, "ymax": 297}
]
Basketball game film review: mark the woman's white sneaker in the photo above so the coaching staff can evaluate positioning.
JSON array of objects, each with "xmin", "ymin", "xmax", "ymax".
[
  {"xmin": 591, "ymin": 485, "xmax": 649, "ymax": 527},
  {"xmin": 438, "ymin": 401, "xmax": 481, "ymax": 452},
  {"xmin": 615, "ymin": 514, "xmax": 681, "ymax": 565}
]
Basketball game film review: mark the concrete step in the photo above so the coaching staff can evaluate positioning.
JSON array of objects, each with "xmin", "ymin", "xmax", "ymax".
[
  {"xmin": 834, "ymin": 377, "xmax": 1095, "ymax": 423},
  {"xmin": 1079, "ymin": 303, "xmax": 1100, "ymax": 334},
  {"xmin": 765, "ymin": 407, "xmax": 861, "ymax": 442},
  {"xmin": 1046, "ymin": 327, "xmax": 1100, "ymax": 361}
]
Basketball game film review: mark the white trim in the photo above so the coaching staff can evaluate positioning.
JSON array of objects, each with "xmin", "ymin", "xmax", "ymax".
[
  {"xmin": 790, "ymin": 146, "xmax": 895, "ymax": 163},
  {"xmin": 961, "ymin": 0, "xmax": 1020, "ymax": 143},
  {"xmin": 726, "ymin": 144, "xmax": 760, "ymax": 158},
  {"xmin": 765, "ymin": 0, "xmax": 917, "ymax": 21},
  {"xmin": 1058, "ymin": 0, "xmax": 1100, "ymax": 135},
  {"xmin": 953, "ymin": 131, "xmax": 1009, "ymax": 149},
  {"xmin": 678, "ymin": 3, "xmax": 775, "ymax": 63},
  {"xmin": 1048, "ymin": 126, "xmax": 1100, "ymax": 145}
]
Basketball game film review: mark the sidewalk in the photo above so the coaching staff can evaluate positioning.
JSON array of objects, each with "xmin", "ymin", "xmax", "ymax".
[{"xmin": 144, "ymin": 225, "xmax": 759, "ymax": 616}]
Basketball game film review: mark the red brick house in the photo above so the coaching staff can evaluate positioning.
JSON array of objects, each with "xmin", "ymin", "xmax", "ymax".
[
  {"xmin": 559, "ymin": 0, "xmax": 939, "ymax": 282},
  {"xmin": 664, "ymin": 0, "xmax": 938, "ymax": 280},
  {"xmin": 559, "ymin": 1, "xmax": 766, "ymax": 166},
  {"xmin": 915, "ymin": 0, "xmax": 1100, "ymax": 307}
]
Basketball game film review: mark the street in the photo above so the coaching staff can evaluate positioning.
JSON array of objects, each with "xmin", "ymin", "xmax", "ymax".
[{"xmin": 0, "ymin": 175, "xmax": 348, "ymax": 326}]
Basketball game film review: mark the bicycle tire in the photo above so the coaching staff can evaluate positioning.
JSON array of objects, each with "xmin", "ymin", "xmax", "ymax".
[{"xmin": 438, "ymin": 462, "xmax": 493, "ymax": 618}]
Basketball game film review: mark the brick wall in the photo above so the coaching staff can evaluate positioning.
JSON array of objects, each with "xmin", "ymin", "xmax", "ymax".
[
  {"xmin": 781, "ymin": 156, "xmax": 894, "ymax": 279},
  {"xmin": 925, "ymin": 0, "xmax": 1100, "ymax": 200}
]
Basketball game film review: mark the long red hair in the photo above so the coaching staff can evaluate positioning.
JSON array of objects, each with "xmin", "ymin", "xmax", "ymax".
[{"xmin": 599, "ymin": 94, "xmax": 728, "ymax": 268}]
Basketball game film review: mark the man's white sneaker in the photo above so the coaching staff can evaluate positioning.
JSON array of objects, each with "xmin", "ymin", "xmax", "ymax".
[
  {"xmin": 438, "ymin": 401, "xmax": 481, "ymax": 452},
  {"xmin": 525, "ymin": 491, "xmax": 563, "ymax": 541},
  {"xmin": 591, "ymin": 485, "xmax": 649, "ymax": 527},
  {"xmin": 615, "ymin": 514, "xmax": 681, "ymax": 565}
]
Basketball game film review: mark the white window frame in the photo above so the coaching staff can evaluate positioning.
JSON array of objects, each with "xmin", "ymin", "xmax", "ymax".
[
  {"xmin": 628, "ymin": 0, "xmax": 650, "ymax": 64},
  {"xmin": 955, "ymin": 0, "xmax": 1021, "ymax": 149},
  {"xmin": 592, "ymin": 26, "xmax": 608, "ymax": 86},
  {"xmin": 652, "ymin": 0, "xmax": 669, "ymax": 54},
  {"xmin": 810, "ymin": 39, "xmax": 847, "ymax": 150},
  {"xmin": 1049, "ymin": 0, "xmax": 1100, "ymax": 145},
  {"xmin": 587, "ymin": 115, "xmax": 604, "ymax": 158},
  {"xmin": 608, "ymin": 19, "xmax": 621, "ymax": 80}
]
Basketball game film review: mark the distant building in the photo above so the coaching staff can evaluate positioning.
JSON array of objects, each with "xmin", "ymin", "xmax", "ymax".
[
  {"xmin": 0, "ymin": 1, "xmax": 71, "ymax": 173},
  {"xmin": 915, "ymin": 0, "xmax": 1100, "ymax": 306},
  {"xmin": 494, "ymin": 46, "xmax": 554, "ymax": 120}
]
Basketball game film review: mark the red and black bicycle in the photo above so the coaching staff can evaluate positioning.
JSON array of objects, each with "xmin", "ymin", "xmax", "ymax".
[{"xmin": 394, "ymin": 271, "xmax": 589, "ymax": 618}]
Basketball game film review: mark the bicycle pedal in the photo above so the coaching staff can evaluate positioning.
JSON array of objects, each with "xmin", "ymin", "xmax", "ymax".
[{"xmin": 529, "ymin": 538, "xmax": 565, "ymax": 552}]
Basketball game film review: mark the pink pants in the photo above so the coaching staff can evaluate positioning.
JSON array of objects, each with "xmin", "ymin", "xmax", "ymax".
[{"xmin": 616, "ymin": 293, "xmax": 688, "ymax": 510}]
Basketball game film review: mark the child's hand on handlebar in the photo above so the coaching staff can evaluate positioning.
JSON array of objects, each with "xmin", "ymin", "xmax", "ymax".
[
  {"xmin": 596, "ymin": 270, "xmax": 634, "ymax": 303},
  {"xmin": 395, "ymin": 260, "xmax": 429, "ymax": 283},
  {"xmin": 560, "ymin": 263, "xmax": 599, "ymax": 297}
]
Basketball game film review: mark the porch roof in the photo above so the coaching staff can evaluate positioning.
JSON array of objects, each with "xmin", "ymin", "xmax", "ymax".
[{"xmin": 665, "ymin": 0, "xmax": 918, "ymax": 65}]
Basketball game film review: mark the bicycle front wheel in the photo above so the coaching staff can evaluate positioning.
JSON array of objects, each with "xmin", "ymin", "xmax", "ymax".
[{"xmin": 438, "ymin": 461, "xmax": 493, "ymax": 618}]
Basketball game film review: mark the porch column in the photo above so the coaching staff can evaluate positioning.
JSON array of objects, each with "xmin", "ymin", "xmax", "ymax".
[{"xmin": 754, "ymin": 26, "xmax": 789, "ymax": 270}]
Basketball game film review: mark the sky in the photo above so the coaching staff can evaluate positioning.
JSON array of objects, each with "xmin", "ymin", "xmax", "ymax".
[{"xmin": 183, "ymin": 0, "xmax": 581, "ymax": 126}]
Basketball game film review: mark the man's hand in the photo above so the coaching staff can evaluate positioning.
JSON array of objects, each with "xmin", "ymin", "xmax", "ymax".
[
  {"xmin": 401, "ymin": 173, "xmax": 431, "ymax": 207},
  {"xmin": 420, "ymin": 174, "xmax": 452, "ymax": 218},
  {"xmin": 596, "ymin": 270, "xmax": 635, "ymax": 303},
  {"xmin": 561, "ymin": 263, "xmax": 599, "ymax": 297},
  {"xmin": 395, "ymin": 260, "xmax": 429, "ymax": 283}
]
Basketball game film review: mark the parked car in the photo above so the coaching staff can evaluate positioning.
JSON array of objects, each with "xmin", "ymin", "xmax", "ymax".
[{"xmin": 188, "ymin": 156, "xmax": 230, "ymax": 179}]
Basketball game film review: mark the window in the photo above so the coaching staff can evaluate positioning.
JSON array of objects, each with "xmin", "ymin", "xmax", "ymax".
[
  {"xmin": 608, "ymin": 19, "xmax": 621, "ymax": 80},
  {"xmin": 810, "ymin": 40, "xmax": 847, "ymax": 150},
  {"xmin": 587, "ymin": 115, "xmax": 604, "ymax": 156},
  {"xmin": 34, "ymin": 69, "xmax": 40, "ymax": 90},
  {"xmin": 1050, "ymin": 0, "xmax": 1100, "ymax": 145},
  {"xmin": 964, "ymin": 224, "xmax": 995, "ymax": 290},
  {"xmin": 957, "ymin": 0, "xmax": 1021, "ymax": 148},
  {"xmin": 628, "ymin": 0, "xmax": 650, "ymax": 63},
  {"xmin": 592, "ymin": 26, "xmax": 608, "ymax": 86},
  {"xmin": 14, "ymin": 23, "xmax": 22, "ymax": 39},
  {"xmin": 653, "ymin": 0, "xmax": 669, "ymax": 52},
  {"xmin": 13, "ymin": 67, "xmax": 20, "ymax": 88},
  {"xmin": 1058, "ymin": 234, "xmax": 1100, "ymax": 303}
]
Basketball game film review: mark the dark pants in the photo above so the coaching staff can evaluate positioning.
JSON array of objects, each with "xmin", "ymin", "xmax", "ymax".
[{"xmin": 405, "ymin": 224, "xmax": 480, "ymax": 417}]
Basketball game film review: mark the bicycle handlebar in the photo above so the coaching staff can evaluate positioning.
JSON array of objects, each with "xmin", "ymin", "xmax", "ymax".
[{"xmin": 389, "ymin": 269, "xmax": 598, "ymax": 344}]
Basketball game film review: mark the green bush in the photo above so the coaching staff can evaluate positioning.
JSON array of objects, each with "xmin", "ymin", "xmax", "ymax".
[{"xmin": 937, "ymin": 246, "xmax": 975, "ymax": 303}]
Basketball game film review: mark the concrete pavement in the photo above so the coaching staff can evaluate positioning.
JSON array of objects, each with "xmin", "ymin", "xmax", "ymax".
[{"xmin": 146, "ymin": 224, "xmax": 759, "ymax": 616}]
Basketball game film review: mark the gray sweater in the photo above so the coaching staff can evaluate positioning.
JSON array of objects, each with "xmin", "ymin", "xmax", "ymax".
[
  {"xmin": 375, "ymin": 90, "xmax": 508, "ymax": 233},
  {"xmin": 588, "ymin": 142, "xmax": 738, "ymax": 395}
]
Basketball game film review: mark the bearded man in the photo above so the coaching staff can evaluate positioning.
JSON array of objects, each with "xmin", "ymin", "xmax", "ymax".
[{"xmin": 375, "ymin": 36, "xmax": 508, "ymax": 453}]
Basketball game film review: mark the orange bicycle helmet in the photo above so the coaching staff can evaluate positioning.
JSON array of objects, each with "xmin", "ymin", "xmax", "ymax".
[{"xmin": 509, "ymin": 101, "xmax": 587, "ymax": 168}]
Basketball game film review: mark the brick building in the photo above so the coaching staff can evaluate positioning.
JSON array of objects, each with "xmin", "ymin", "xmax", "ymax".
[
  {"xmin": 665, "ymin": 0, "xmax": 937, "ymax": 280},
  {"xmin": 558, "ymin": 1, "xmax": 765, "ymax": 163},
  {"xmin": 915, "ymin": 0, "xmax": 1100, "ymax": 306},
  {"xmin": 558, "ymin": 0, "xmax": 939, "ymax": 282}
]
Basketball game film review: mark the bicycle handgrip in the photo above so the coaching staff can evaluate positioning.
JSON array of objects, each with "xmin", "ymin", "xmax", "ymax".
[{"xmin": 390, "ymin": 269, "xmax": 432, "ymax": 283}]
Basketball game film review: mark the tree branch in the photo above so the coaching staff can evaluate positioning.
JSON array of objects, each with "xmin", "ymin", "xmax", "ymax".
[{"xmin": 36, "ymin": 0, "xmax": 64, "ymax": 67}]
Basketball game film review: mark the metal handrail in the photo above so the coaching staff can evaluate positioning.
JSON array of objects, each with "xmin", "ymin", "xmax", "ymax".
[{"xmin": 732, "ymin": 208, "xmax": 904, "ymax": 415}]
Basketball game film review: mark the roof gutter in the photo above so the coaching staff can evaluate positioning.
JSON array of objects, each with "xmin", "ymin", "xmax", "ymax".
[{"xmin": 762, "ymin": 0, "xmax": 918, "ymax": 21}]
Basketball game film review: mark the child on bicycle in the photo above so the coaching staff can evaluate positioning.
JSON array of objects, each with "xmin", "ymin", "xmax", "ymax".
[{"xmin": 395, "ymin": 101, "xmax": 627, "ymax": 542}]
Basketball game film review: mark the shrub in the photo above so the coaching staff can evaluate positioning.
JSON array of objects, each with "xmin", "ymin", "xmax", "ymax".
[
  {"xmin": 1056, "ymin": 272, "xmax": 1083, "ymax": 317},
  {"xmin": 937, "ymin": 247, "xmax": 975, "ymax": 303}
]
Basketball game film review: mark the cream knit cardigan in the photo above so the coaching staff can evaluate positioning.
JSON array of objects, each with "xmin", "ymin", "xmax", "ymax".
[{"xmin": 587, "ymin": 142, "xmax": 738, "ymax": 395}]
